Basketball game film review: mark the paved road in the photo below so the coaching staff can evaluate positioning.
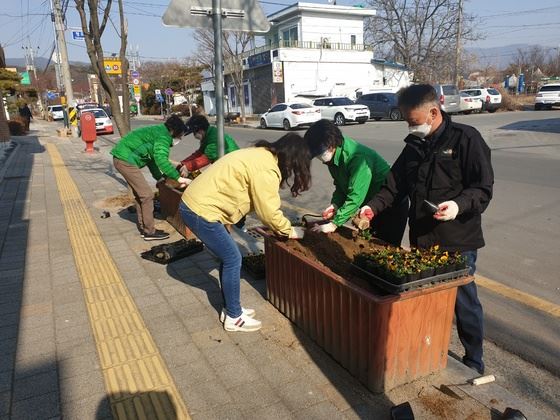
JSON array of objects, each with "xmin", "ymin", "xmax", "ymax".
[{"xmin": 95, "ymin": 110, "xmax": 560, "ymax": 414}]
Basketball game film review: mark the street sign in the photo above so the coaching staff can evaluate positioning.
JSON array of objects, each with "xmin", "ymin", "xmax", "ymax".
[
  {"xmin": 165, "ymin": 88, "xmax": 174, "ymax": 95},
  {"xmin": 162, "ymin": 0, "xmax": 270, "ymax": 33},
  {"xmin": 72, "ymin": 31, "xmax": 85, "ymax": 40},
  {"xmin": 133, "ymin": 85, "xmax": 141, "ymax": 95},
  {"xmin": 155, "ymin": 89, "xmax": 161, "ymax": 95},
  {"xmin": 156, "ymin": 94, "xmax": 165, "ymax": 103},
  {"xmin": 46, "ymin": 91, "xmax": 58, "ymax": 100},
  {"xmin": 103, "ymin": 58, "xmax": 122, "ymax": 75},
  {"xmin": 131, "ymin": 70, "xmax": 140, "ymax": 78},
  {"xmin": 19, "ymin": 71, "xmax": 31, "ymax": 85},
  {"xmin": 132, "ymin": 78, "xmax": 140, "ymax": 85}
]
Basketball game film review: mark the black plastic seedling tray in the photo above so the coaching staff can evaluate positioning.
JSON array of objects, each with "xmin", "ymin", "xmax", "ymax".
[{"xmin": 141, "ymin": 239, "xmax": 204, "ymax": 264}]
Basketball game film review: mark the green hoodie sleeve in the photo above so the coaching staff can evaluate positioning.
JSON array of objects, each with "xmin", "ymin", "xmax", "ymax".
[
  {"xmin": 153, "ymin": 137, "xmax": 181, "ymax": 180},
  {"xmin": 332, "ymin": 156, "xmax": 373, "ymax": 226},
  {"xmin": 202, "ymin": 127, "xmax": 239, "ymax": 162}
]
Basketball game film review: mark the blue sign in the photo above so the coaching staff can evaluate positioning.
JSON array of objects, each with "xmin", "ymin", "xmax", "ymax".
[
  {"xmin": 72, "ymin": 31, "xmax": 85, "ymax": 40},
  {"xmin": 131, "ymin": 70, "xmax": 140, "ymax": 79},
  {"xmin": 247, "ymin": 51, "xmax": 271, "ymax": 69},
  {"xmin": 155, "ymin": 94, "xmax": 164, "ymax": 103},
  {"xmin": 47, "ymin": 91, "xmax": 58, "ymax": 100}
]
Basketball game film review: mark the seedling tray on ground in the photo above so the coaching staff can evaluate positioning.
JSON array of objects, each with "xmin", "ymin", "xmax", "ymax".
[
  {"xmin": 141, "ymin": 239, "xmax": 204, "ymax": 265},
  {"xmin": 242, "ymin": 254, "xmax": 266, "ymax": 279},
  {"xmin": 351, "ymin": 264, "xmax": 470, "ymax": 294}
]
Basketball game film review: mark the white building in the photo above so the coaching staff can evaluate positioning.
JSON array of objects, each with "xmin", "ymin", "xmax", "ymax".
[{"xmin": 205, "ymin": 2, "xmax": 411, "ymax": 116}]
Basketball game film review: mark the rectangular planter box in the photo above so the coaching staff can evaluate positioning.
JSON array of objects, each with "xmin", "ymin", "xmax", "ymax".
[
  {"xmin": 262, "ymin": 233, "xmax": 472, "ymax": 393},
  {"xmin": 157, "ymin": 182, "xmax": 192, "ymax": 238}
]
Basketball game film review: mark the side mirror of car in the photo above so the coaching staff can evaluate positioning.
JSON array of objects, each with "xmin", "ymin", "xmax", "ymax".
[{"xmin": 328, "ymin": 102, "xmax": 334, "ymax": 106}]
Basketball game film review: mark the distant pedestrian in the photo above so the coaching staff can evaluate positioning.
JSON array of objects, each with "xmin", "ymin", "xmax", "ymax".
[
  {"xmin": 18, "ymin": 103, "xmax": 33, "ymax": 132},
  {"xmin": 359, "ymin": 84, "xmax": 494, "ymax": 375},
  {"xmin": 179, "ymin": 133, "xmax": 309, "ymax": 332},
  {"xmin": 111, "ymin": 114, "xmax": 191, "ymax": 241}
]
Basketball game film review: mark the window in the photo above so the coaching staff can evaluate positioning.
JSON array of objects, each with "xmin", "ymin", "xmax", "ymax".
[
  {"xmin": 539, "ymin": 85, "xmax": 560, "ymax": 92},
  {"xmin": 244, "ymin": 84, "xmax": 250, "ymax": 106},
  {"xmin": 442, "ymin": 85, "xmax": 459, "ymax": 95},
  {"xmin": 332, "ymin": 97, "xmax": 354, "ymax": 106},
  {"xmin": 350, "ymin": 35, "xmax": 356, "ymax": 46},
  {"xmin": 313, "ymin": 99, "xmax": 324, "ymax": 106},
  {"xmin": 229, "ymin": 86, "xmax": 236, "ymax": 106},
  {"xmin": 487, "ymin": 88, "xmax": 500, "ymax": 95},
  {"xmin": 282, "ymin": 26, "xmax": 298, "ymax": 46},
  {"xmin": 290, "ymin": 103, "xmax": 312, "ymax": 109},
  {"xmin": 270, "ymin": 104, "xmax": 287, "ymax": 112}
]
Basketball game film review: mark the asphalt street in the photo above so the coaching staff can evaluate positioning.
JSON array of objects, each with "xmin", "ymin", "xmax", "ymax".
[{"xmin": 94, "ymin": 109, "xmax": 560, "ymax": 414}]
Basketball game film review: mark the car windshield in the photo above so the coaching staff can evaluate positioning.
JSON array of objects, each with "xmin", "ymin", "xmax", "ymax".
[
  {"xmin": 442, "ymin": 85, "xmax": 459, "ymax": 95},
  {"xmin": 487, "ymin": 88, "xmax": 500, "ymax": 95},
  {"xmin": 91, "ymin": 109, "xmax": 108, "ymax": 118},
  {"xmin": 52, "ymin": 106, "xmax": 63, "ymax": 111},
  {"xmin": 331, "ymin": 98, "xmax": 354, "ymax": 105},
  {"xmin": 539, "ymin": 85, "xmax": 560, "ymax": 92},
  {"xmin": 290, "ymin": 103, "xmax": 312, "ymax": 109}
]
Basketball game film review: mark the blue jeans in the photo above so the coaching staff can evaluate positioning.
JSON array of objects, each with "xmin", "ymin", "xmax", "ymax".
[
  {"xmin": 179, "ymin": 202, "xmax": 242, "ymax": 318},
  {"xmin": 456, "ymin": 250, "xmax": 484, "ymax": 373}
]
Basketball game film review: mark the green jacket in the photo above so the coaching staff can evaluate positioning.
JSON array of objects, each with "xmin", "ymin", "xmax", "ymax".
[
  {"xmin": 201, "ymin": 125, "xmax": 240, "ymax": 161},
  {"xmin": 111, "ymin": 124, "xmax": 180, "ymax": 181},
  {"xmin": 329, "ymin": 136, "xmax": 390, "ymax": 226}
]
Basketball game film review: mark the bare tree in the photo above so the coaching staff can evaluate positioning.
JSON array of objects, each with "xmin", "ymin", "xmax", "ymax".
[
  {"xmin": 0, "ymin": 44, "xmax": 20, "ymax": 141},
  {"xmin": 75, "ymin": 0, "xmax": 130, "ymax": 136},
  {"xmin": 194, "ymin": 29, "xmax": 254, "ymax": 122},
  {"xmin": 364, "ymin": 0, "xmax": 478, "ymax": 82}
]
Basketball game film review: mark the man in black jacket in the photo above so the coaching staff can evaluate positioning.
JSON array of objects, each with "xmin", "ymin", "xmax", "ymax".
[{"xmin": 360, "ymin": 84, "xmax": 494, "ymax": 374}]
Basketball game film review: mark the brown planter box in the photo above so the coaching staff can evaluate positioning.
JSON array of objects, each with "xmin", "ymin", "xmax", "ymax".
[
  {"xmin": 262, "ymin": 233, "xmax": 472, "ymax": 393},
  {"xmin": 157, "ymin": 182, "xmax": 192, "ymax": 238}
]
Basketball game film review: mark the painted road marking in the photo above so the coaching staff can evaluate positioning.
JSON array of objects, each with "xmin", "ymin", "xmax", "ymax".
[
  {"xmin": 282, "ymin": 202, "xmax": 560, "ymax": 318},
  {"xmin": 46, "ymin": 143, "xmax": 190, "ymax": 420}
]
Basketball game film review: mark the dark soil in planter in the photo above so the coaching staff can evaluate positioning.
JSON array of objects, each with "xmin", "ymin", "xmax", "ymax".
[
  {"xmin": 285, "ymin": 227, "xmax": 388, "ymax": 293},
  {"xmin": 242, "ymin": 253, "xmax": 266, "ymax": 279}
]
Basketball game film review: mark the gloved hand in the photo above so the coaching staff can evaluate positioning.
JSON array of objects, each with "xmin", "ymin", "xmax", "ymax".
[
  {"xmin": 359, "ymin": 205, "xmax": 375, "ymax": 221},
  {"xmin": 434, "ymin": 201, "xmax": 459, "ymax": 221},
  {"xmin": 177, "ymin": 176, "xmax": 192, "ymax": 188},
  {"xmin": 322, "ymin": 204, "xmax": 337, "ymax": 220},
  {"xmin": 311, "ymin": 222, "xmax": 337, "ymax": 234},
  {"xmin": 289, "ymin": 226, "xmax": 305, "ymax": 239},
  {"xmin": 179, "ymin": 165, "xmax": 189, "ymax": 178}
]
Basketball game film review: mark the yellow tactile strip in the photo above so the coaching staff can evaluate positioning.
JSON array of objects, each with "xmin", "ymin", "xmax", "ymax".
[{"xmin": 46, "ymin": 144, "xmax": 190, "ymax": 419}]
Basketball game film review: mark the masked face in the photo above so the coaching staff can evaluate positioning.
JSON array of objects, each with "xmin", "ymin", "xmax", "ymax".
[
  {"xmin": 317, "ymin": 148, "xmax": 335, "ymax": 163},
  {"xmin": 406, "ymin": 107, "xmax": 436, "ymax": 139},
  {"xmin": 194, "ymin": 130, "xmax": 204, "ymax": 141}
]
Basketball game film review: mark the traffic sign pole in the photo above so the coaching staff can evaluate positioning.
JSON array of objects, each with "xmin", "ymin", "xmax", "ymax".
[{"xmin": 213, "ymin": 0, "xmax": 225, "ymax": 158}]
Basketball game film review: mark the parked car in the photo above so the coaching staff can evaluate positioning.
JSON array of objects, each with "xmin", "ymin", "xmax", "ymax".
[
  {"xmin": 355, "ymin": 92, "xmax": 402, "ymax": 120},
  {"xmin": 460, "ymin": 88, "xmax": 502, "ymax": 113},
  {"xmin": 534, "ymin": 83, "xmax": 560, "ymax": 110},
  {"xmin": 47, "ymin": 105, "xmax": 64, "ymax": 121},
  {"xmin": 459, "ymin": 92, "xmax": 483, "ymax": 114},
  {"xmin": 77, "ymin": 108, "xmax": 113, "ymax": 135},
  {"xmin": 433, "ymin": 84, "xmax": 461, "ymax": 114},
  {"xmin": 311, "ymin": 97, "xmax": 369, "ymax": 125},
  {"xmin": 260, "ymin": 103, "xmax": 321, "ymax": 130}
]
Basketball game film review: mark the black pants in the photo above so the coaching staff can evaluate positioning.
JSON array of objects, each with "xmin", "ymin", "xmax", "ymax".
[
  {"xmin": 456, "ymin": 250, "xmax": 484, "ymax": 374},
  {"xmin": 371, "ymin": 197, "xmax": 409, "ymax": 246}
]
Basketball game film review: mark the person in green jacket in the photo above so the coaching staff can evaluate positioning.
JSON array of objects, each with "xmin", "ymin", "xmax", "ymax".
[
  {"xmin": 111, "ymin": 115, "xmax": 191, "ymax": 241},
  {"xmin": 178, "ymin": 114, "xmax": 240, "ymax": 175},
  {"xmin": 304, "ymin": 119, "xmax": 408, "ymax": 246}
]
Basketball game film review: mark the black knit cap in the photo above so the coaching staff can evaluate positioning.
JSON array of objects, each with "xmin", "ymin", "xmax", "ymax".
[{"xmin": 185, "ymin": 114, "xmax": 210, "ymax": 136}]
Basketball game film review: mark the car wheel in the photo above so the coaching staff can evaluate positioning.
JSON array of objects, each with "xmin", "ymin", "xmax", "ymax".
[
  {"xmin": 463, "ymin": 110, "xmax": 472, "ymax": 115},
  {"xmin": 487, "ymin": 108, "xmax": 497, "ymax": 113},
  {"xmin": 334, "ymin": 113, "xmax": 345, "ymax": 126},
  {"xmin": 373, "ymin": 117, "xmax": 382, "ymax": 121},
  {"xmin": 534, "ymin": 104, "xmax": 542, "ymax": 111},
  {"xmin": 390, "ymin": 108, "xmax": 401, "ymax": 121},
  {"xmin": 282, "ymin": 119, "xmax": 291, "ymax": 131},
  {"xmin": 260, "ymin": 118, "xmax": 267, "ymax": 129}
]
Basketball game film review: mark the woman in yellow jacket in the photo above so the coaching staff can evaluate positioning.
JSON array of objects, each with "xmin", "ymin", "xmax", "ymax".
[{"xmin": 180, "ymin": 133, "xmax": 310, "ymax": 332}]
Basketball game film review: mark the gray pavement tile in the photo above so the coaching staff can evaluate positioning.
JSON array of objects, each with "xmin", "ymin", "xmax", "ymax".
[
  {"xmin": 191, "ymin": 328, "xmax": 231, "ymax": 351},
  {"xmin": 159, "ymin": 338, "xmax": 202, "ymax": 367},
  {"xmin": 0, "ymin": 352, "xmax": 14, "ymax": 374},
  {"xmin": 293, "ymin": 400, "xmax": 345, "ymax": 419},
  {"xmin": 215, "ymin": 359, "xmax": 263, "ymax": 389},
  {"xmin": 0, "ymin": 338, "xmax": 17, "ymax": 358},
  {"xmin": 13, "ymin": 370, "xmax": 59, "ymax": 401},
  {"xmin": 256, "ymin": 359, "xmax": 305, "ymax": 390},
  {"xmin": 159, "ymin": 282, "xmax": 195, "ymax": 298},
  {"xmin": 18, "ymin": 312, "xmax": 53, "ymax": 331},
  {"xmin": 56, "ymin": 336, "xmax": 97, "ymax": 361},
  {"xmin": 13, "ymin": 357, "xmax": 57, "ymax": 381},
  {"xmin": 0, "ymin": 312, "xmax": 17, "ymax": 328},
  {"xmin": 132, "ymin": 292, "xmax": 167, "ymax": 309},
  {"xmin": 205, "ymin": 343, "xmax": 246, "ymax": 368},
  {"xmin": 173, "ymin": 358, "xmax": 220, "ymax": 385},
  {"xmin": 59, "ymin": 374, "xmax": 106, "ymax": 404},
  {"xmin": 0, "ymin": 324, "xmax": 18, "ymax": 341},
  {"xmin": 191, "ymin": 403, "xmax": 245, "ymax": 420},
  {"xmin": 183, "ymin": 313, "xmax": 222, "ymax": 334},
  {"xmin": 58, "ymin": 351, "xmax": 101, "ymax": 379},
  {"xmin": 149, "ymin": 323, "xmax": 193, "ymax": 349},
  {"xmin": 127, "ymin": 283, "xmax": 160, "ymax": 299},
  {"xmin": 137, "ymin": 300, "xmax": 175, "ymax": 321},
  {"xmin": 10, "ymin": 391, "xmax": 60, "ymax": 420},
  {"xmin": 0, "ymin": 301, "xmax": 19, "ymax": 316},
  {"xmin": 228, "ymin": 380, "xmax": 281, "ymax": 411},
  {"xmin": 166, "ymin": 291, "xmax": 203, "ymax": 310},
  {"xmin": 54, "ymin": 313, "xmax": 90, "ymax": 332},
  {"xmin": 52, "ymin": 286, "xmax": 85, "ymax": 307},
  {"xmin": 0, "ymin": 370, "xmax": 12, "ymax": 393},
  {"xmin": 61, "ymin": 394, "xmax": 111, "ymax": 420},
  {"xmin": 0, "ymin": 391, "xmax": 9, "ymax": 416},
  {"xmin": 144, "ymin": 313, "xmax": 183, "ymax": 333},
  {"xmin": 274, "ymin": 380, "xmax": 328, "ymax": 413},
  {"xmin": 177, "ymin": 379, "xmax": 233, "ymax": 414},
  {"xmin": 18, "ymin": 323, "xmax": 55, "ymax": 344},
  {"xmin": 54, "ymin": 323, "xmax": 92, "ymax": 345},
  {"xmin": 240, "ymin": 402, "xmax": 293, "ymax": 420}
]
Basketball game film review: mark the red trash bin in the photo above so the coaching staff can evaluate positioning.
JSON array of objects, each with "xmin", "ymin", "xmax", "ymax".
[{"xmin": 81, "ymin": 111, "xmax": 97, "ymax": 152}]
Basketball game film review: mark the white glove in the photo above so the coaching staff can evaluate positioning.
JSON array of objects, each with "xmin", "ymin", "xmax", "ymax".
[
  {"xmin": 322, "ymin": 204, "xmax": 337, "ymax": 220},
  {"xmin": 434, "ymin": 200, "xmax": 459, "ymax": 221},
  {"xmin": 289, "ymin": 226, "xmax": 305, "ymax": 239},
  {"xmin": 311, "ymin": 222, "xmax": 337, "ymax": 234},
  {"xmin": 177, "ymin": 176, "xmax": 192, "ymax": 188},
  {"xmin": 179, "ymin": 165, "xmax": 189, "ymax": 178},
  {"xmin": 359, "ymin": 205, "xmax": 375, "ymax": 221}
]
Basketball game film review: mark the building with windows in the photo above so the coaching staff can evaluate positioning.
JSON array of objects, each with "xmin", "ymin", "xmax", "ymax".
[{"xmin": 203, "ymin": 2, "xmax": 411, "ymax": 116}]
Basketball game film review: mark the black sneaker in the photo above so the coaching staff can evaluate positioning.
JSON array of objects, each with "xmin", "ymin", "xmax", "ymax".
[{"xmin": 143, "ymin": 230, "xmax": 170, "ymax": 241}]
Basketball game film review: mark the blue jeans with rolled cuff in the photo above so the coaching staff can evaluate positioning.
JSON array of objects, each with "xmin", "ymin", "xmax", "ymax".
[
  {"xmin": 456, "ymin": 250, "xmax": 485, "ymax": 374},
  {"xmin": 179, "ymin": 201, "xmax": 242, "ymax": 318}
]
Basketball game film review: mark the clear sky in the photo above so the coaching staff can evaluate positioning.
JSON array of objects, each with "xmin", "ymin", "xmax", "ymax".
[{"xmin": 1, "ymin": 0, "xmax": 559, "ymax": 64}]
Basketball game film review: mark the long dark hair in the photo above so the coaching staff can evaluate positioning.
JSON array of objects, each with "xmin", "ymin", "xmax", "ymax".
[{"xmin": 256, "ymin": 133, "xmax": 311, "ymax": 197}]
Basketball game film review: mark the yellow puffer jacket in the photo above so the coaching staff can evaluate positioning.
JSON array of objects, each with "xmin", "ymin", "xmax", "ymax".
[{"xmin": 181, "ymin": 147, "xmax": 292, "ymax": 236}]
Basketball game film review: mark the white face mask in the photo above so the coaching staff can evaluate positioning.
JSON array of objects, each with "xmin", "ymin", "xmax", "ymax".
[
  {"xmin": 408, "ymin": 111, "xmax": 434, "ymax": 139},
  {"xmin": 318, "ymin": 149, "xmax": 334, "ymax": 163},
  {"xmin": 194, "ymin": 131, "xmax": 204, "ymax": 141}
]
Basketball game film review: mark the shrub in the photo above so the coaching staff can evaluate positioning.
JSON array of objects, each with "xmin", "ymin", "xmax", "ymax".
[
  {"xmin": 8, "ymin": 118, "xmax": 26, "ymax": 135},
  {"xmin": 496, "ymin": 87, "xmax": 535, "ymax": 112},
  {"xmin": 171, "ymin": 104, "xmax": 198, "ymax": 116}
]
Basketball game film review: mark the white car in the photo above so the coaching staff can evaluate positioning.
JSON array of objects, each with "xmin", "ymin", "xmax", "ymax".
[
  {"xmin": 260, "ymin": 103, "xmax": 321, "ymax": 130},
  {"xmin": 534, "ymin": 83, "xmax": 560, "ymax": 110},
  {"xmin": 48, "ymin": 105, "xmax": 64, "ymax": 121},
  {"xmin": 78, "ymin": 108, "xmax": 113, "ymax": 135},
  {"xmin": 460, "ymin": 88, "xmax": 502, "ymax": 113},
  {"xmin": 311, "ymin": 97, "xmax": 370, "ymax": 126},
  {"xmin": 459, "ymin": 92, "xmax": 483, "ymax": 114}
]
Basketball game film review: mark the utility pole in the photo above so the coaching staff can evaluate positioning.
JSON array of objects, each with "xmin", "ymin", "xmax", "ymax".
[
  {"xmin": 52, "ymin": 0, "xmax": 77, "ymax": 136},
  {"xmin": 212, "ymin": 0, "xmax": 225, "ymax": 157},
  {"xmin": 24, "ymin": 42, "xmax": 46, "ymax": 118},
  {"xmin": 49, "ymin": 0, "xmax": 63, "ymax": 92},
  {"xmin": 454, "ymin": 0, "xmax": 463, "ymax": 86}
]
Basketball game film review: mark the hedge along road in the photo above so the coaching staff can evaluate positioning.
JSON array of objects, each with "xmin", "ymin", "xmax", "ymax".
[{"xmin": 104, "ymin": 111, "xmax": 560, "ymax": 378}]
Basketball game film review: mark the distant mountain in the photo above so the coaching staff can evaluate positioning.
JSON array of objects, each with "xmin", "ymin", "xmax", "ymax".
[
  {"xmin": 465, "ymin": 44, "xmax": 556, "ymax": 70},
  {"xmin": 5, "ymin": 56, "xmax": 88, "ymax": 71}
]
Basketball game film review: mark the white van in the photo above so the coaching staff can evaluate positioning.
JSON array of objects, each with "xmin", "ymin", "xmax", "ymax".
[{"xmin": 534, "ymin": 84, "xmax": 560, "ymax": 110}]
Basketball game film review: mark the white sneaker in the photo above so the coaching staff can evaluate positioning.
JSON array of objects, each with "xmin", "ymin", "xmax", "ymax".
[
  {"xmin": 224, "ymin": 313, "xmax": 262, "ymax": 332},
  {"xmin": 219, "ymin": 307, "xmax": 256, "ymax": 323}
]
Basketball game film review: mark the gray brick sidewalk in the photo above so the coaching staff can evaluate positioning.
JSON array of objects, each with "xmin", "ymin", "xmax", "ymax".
[{"xmin": 0, "ymin": 121, "xmax": 550, "ymax": 419}]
